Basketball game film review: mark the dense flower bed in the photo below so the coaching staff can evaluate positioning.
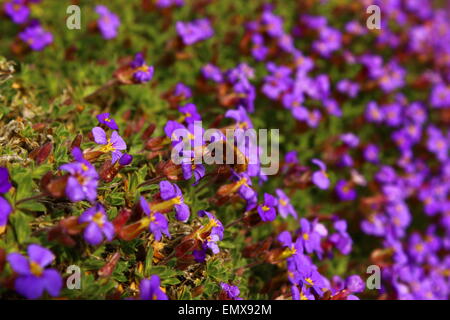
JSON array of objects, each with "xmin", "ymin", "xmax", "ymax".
[{"xmin": 0, "ymin": 0, "xmax": 449, "ymax": 300}]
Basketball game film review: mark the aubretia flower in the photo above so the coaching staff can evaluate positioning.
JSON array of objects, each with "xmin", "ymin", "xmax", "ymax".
[
  {"xmin": 156, "ymin": 0, "xmax": 184, "ymax": 8},
  {"xmin": 96, "ymin": 113, "xmax": 118, "ymax": 130},
  {"xmin": 4, "ymin": 0, "xmax": 29, "ymax": 24},
  {"xmin": 300, "ymin": 269, "xmax": 326, "ymax": 297},
  {"xmin": 92, "ymin": 127, "xmax": 127, "ymax": 164},
  {"xmin": 275, "ymin": 189, "xmax": 297, "ymax": 219},
  {"xmin": 119, "ymin": 153, "xmax": 133, "ymax": 166},
  {"xmin": 430, "ymin": 84, "xmax": 450, "ymax": 108},
  {"xmin": 176, "ymin": 19, "xmax": 214, "ymax": 45},
  {"xmin": 179, "ymin": 103, "xmax": 201, "ymax": 124},
  {"xmin": 19, "ymin": 23, "xmax": 53, "ymax": 51},
  {"xmin": 201, "ymin": 63, "xmax": 223, "ymax": 82},
  {"xmin": 130, "ymin": 53, "xmax": 154, "ymax": 83},
  {"xmin": 59, "ymin": 147, "xmax": 99, "ymax": 203},
  {"xmin": 140, "ymin": 275, "xmax": 168, "ymax": 300},
  {"xmin": 140, "ymin": 196, "xmax": 170, "ymax": 241},
  {"xmin": 257, "ymin": 193, "xmax": 277, "ymax": 222},
  {"xmin": 364, "ymin": 144, "xmax": 380, "ymax": 163},
  {"xmin": 340, "ymin": 133, "xmax": 359, "ymax": 148},
  {"xmin": 298, "ymin": 218, "xmax": 322, "ymax": 255},
  {"xmin": 7, "ymin": 244, "xmax": 62, "ymax": 299},
  {"xmin": 157, "ymin": 181, "xmax": 190, "ymax": 222},
  {"xmin": 95, "ymin": 5, "xmax": 120, "ymax": 39},
  {"xmin": 181, "ymin": 161, "xmax": 205, "ymax": 185},
  {"xmin": 335, "ymin": 180, "xmax": 357, "ymax": 201},
  {"xmin": 220, "ymin": 283, "xmax": 242, "ymax": 300},
  {"xmin": 311, "ymin": 159, "xmax": 330, "ymax": 189},
  {"xmin": 193, "ymin": 210, "xmax": 224, "ymax": 261},
  {"xmin": 0, "ymin": 167, "xmax": 13, "ymax": 233},
  {"xmin": 79, "ymin": 203, "xmax": 115, "ymax": 245},
  {"xmin": 329, "ymin": 220, "xmax": 352, "ymax": 255},
  {"xmin": 174, "ymin": 82, "xmax": 192, "ymax": 100}
]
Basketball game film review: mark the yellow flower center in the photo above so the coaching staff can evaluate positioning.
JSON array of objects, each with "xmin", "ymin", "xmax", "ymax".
[
  {"xmin": 100, "ymin": 139, "xmax": 115, "ymax": 153},
  {"xmin": 302, "ymin": 233, "xmax": 309, "ymax": 241},
  {"xmin": 262, "ymin": 205, "xmax": 270, "ymax": 212},
  {"xmin": 305, "ymin": 277, "xmax": 314, "ymax": 287},
  {"xmin": 30, "ymin": 262, "xmax": 43, "ymax": 277},
  {"xmin": 92, "ymin": 211, "xmax": 105, "ymax": 227}
]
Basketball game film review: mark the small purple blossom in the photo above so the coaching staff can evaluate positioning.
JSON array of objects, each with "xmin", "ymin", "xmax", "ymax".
[
  {"xmin": 95, "ymin": 5, "xmax": 120, "ymax": 40},
  {"xmin": 335, "ymin": 180, "xmax": 357, "ymax": 201},
  {"xmin": 7, "ymin": 244, "xmax": 63, "ymax": 299},
  {"xmin": 59, "ymin": 147, "xmax": 99, "ymax": 203},
  {"xmin": 96, "ymin": 113, "xmax": 119, "ymax": 130},
  {"xmin": 79, "ymin": 203, "xmax": 115, "ymax": 245},
  {"xmin": 0, "ymin": 167, "xmax": 13, "ymax": 233},
  {"xmin": 311, "ymin": 159, "xmax": 330, "ymax": 189},
  {"xmin": 275, "ymin": 189, "xmax": 297, "ymax": 219},
  {"xmin": 19, "ymin": 23, "xmax": 53, "ymax": 51},
  {"xmin": 159, "ymin": 181, "xmax": 190, "ymax": 222},
  {"xmin": 220, "ymin": 283, "xmax": 242, "ymax": 300},
  {"xmin": 257, "ymin": 193, "xmax": 278, "ymax": 222},
  {"xmin": 140, "ymin": 275, "xmax": 168, "ymax": 300},
  {"xmin": 4, "ymin": 0, "xmax": 29, "ymax": 24},
  {"xmin": 176, "ymin": 19, "xmax": 214, "ymax": 45},
  {"xmin": 140, "ymin": 196, "xmax": 170, "ymax": 241},
  {"xmin": 130, "ymin": 53, "xmax": 154, "ymax": 83},
  {"xmin": 92, "ymin": 127, "xmax": 127, "ymax": 164}
]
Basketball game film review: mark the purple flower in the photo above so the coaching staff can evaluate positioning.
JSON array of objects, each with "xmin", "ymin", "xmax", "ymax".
[
  {"xmin": 59, "ymin": 147, "xmax": 99, "ymax": 203},
  {"xmin": 176, "ymin": 19, "xmax": 214, "ymax": 45},
  {"xmin": 329, "ymin": 220, "xmax": 352, "ymax": 255},
  {"xmin": 4, "ymin": 0, "xmax": 29, "ymax": 24},
  {"xmin": 95, "ymin": 5, "xmax": 120, "ymax": 39},
  {"xmin": 181, "ymin": 161, "xmax": 205, "ymax": 185},
  {"xmin": 96, "ymin": 113, "xmax": 119, "ymax": 130},
  {"xmin": 335, "ymin": 180, "xmax": 357, "ymax": 201},
  {"xmin": 173, "ymin": 82, "xmax": 192, "ymax": 100},
  {"xmin": 257, "ymin": 193, "xmax": 277, "ymax": 222},
  {"xmin": 140, "ymin": 196, "xmax": 170, "ymax": 241},
  {"xmin": 140, "ymin": 275, "xmax": 168, "ymax": 300},
  {"xmin": 275, "ymin": 189, "xmax": 297, "ymax": 219},
  {"xmin": 364, "ymin": 144, "xmax": 380, "ymax": 164},
  {"xmin": 346, "ymin": 275, "xmax": 364, "ymax": 293},
  {"xmin": 7, "ymin": 244, "xmax": 62, "ymax": 299},
  {"xmin": 156, "ymin": 0, "xmax": 184, "ymax": 8},
  {"xmin": 179, "ymin": 103, "xmax": 201, "ymax": 124},
  {"xmin": 119, "ymin": 153, "xmax": 133, "ymax": 166},
  {"xmin": 365, "ymin": 101, "xmax": 384, "ymax": 123},
  {"xmin": 430, "ymin": 84, "xmax": 450, "ymax": 108},
  {"xmin": 298, "ymin": 218, "xmax": 322, "ymax": 255},
  {"xmin": 158, "ymin": 181, "xmax": 190, "ymax": 222},
  {"xmin": 201, "ymin": 63, "xmax": 223, "ymax": 82},
  {"xmin": 231, "ymin": 172, "xmax": 257, "ymax": 211},
  {"xmin": 130, "ymin": 53, "xmax": 154, "ymax": 83},
  {"xmin": 92, "ymin": 127, "xmax": 127, "ymax": 164},
  {"xmin": 340, "ymin": 133, "xmax": 359, "ymax": 148},
  {"xmin": 193, "ymin": 210, "xmax": 224, "ymax": 261},
  {"xmin": 220, "ymin": 283, "xmax": 242, "ymax": 300},
  {"xmin": 19, "ymin": 24, "xmax": 53, "ymax": 51},
  {"xmin": 251, "ymin": 33, "xmax": 269, "ymax": 61},
  {"xmin": 0, "ymin": 167, "xmax": 13, "ymax": 233},
  {"xmin": 79, "ymin": 203, "xmax": 115, "ymax": 245},
  {"xmin": 311, "ymin": 159, "xmax": 330, "ymax": 189},
  {"xmin": 300, "ymin": 269, "xmax": 326, "ymax": 297}
]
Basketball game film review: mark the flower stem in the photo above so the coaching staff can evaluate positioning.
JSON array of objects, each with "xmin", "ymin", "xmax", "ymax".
[{"xmin": 15, "ymin": 193, "xmax": 46, "ymax": 206}]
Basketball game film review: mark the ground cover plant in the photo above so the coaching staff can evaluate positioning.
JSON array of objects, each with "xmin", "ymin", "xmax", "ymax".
[{"xmin": 0, "ymin": 0, "xmax": 449, "ymax": 300}]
